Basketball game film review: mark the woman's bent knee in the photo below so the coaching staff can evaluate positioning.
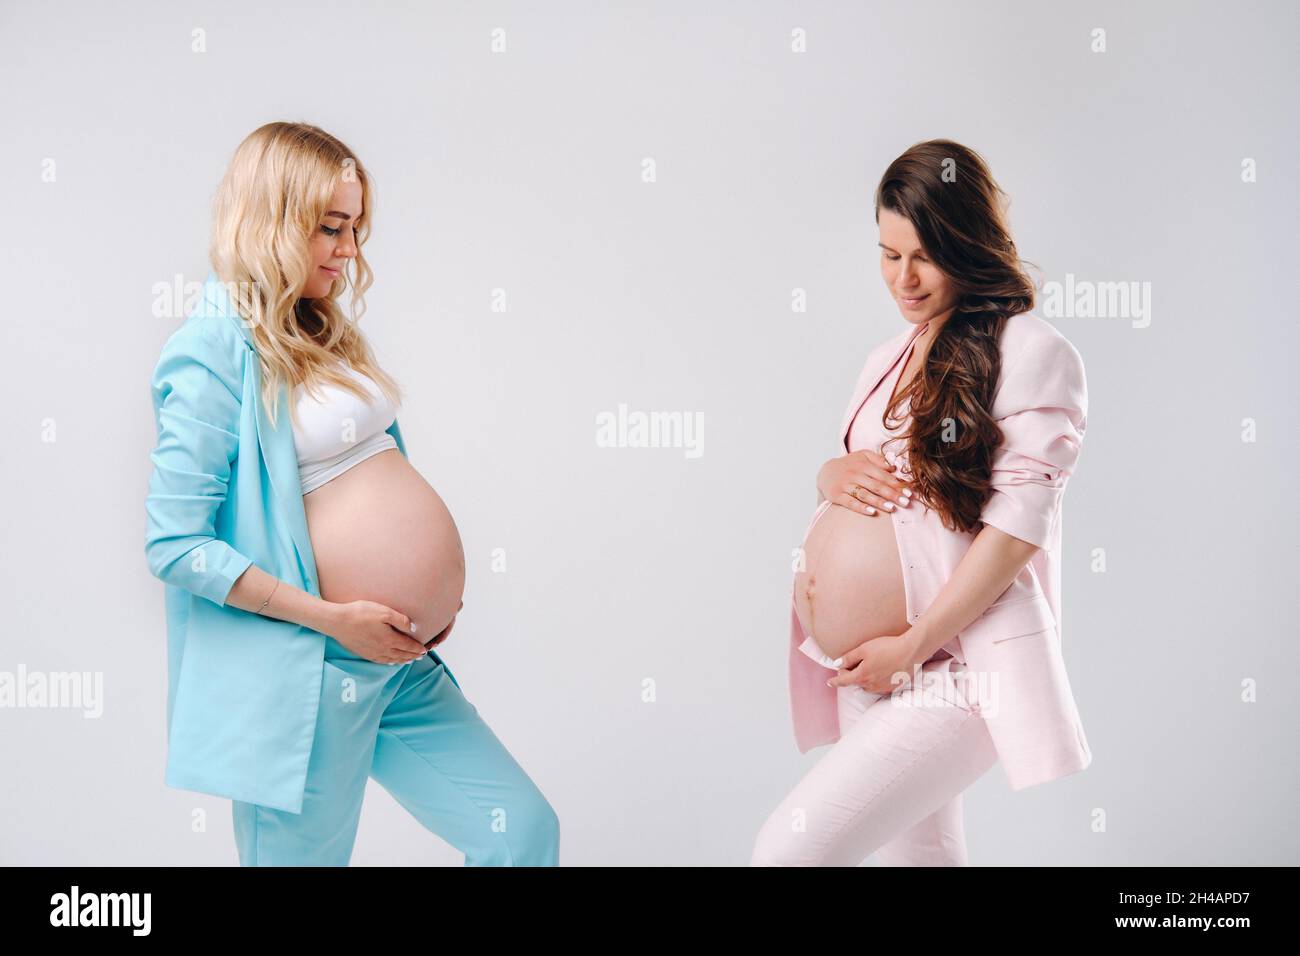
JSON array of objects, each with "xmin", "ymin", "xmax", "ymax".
[
  {"xmin": 471, "ymin": 788, "xmax": 559, "ymax": 867},
  {"xmin": 751, "ymin": 811, "xmax": 820, "ymax": 867},
  {"xmin": 510, "ymin": 794, "xmax": 560, "ymax": 866}
]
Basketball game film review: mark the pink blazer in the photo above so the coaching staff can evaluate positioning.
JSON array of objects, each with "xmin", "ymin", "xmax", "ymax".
[{"xmin": 788, "ymin": 313, "xmax": 1092, "ymax": 791}]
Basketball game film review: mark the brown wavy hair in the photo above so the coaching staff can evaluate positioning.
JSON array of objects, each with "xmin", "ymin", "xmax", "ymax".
[{"xmin": 876, "ymin": 139, "xmax": 1037, "ymax": 534}]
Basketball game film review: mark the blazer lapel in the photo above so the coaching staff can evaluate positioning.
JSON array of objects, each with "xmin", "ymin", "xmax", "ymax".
[
  {"xmin": 837, "ymin": 320, "xmax": 930, "ymax": 450},
  {"xmin": 256, "ymin": 375, "xmax": 320, "ymax": 592},
  {"xmin": 201, "ymin": 273, "xmax": 320, "ymax": 593}
]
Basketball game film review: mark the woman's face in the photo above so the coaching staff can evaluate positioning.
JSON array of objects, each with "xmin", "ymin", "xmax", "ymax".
[
  {"xmin": 300, "ymin": 178, "xmax": 364, "ymax": 299},
  {"xmin": 878, "ymin": 207, "xmax": 958, "ymax": 328}
]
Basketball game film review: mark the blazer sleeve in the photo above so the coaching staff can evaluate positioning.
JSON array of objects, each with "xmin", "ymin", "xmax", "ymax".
[
  {"xmin": 144, "ymin": 321, "xmax": 255, "ymax": 607},
  {"xmin": 978, "ymin": 329, "xmax": 1088, "ymax": 551}
]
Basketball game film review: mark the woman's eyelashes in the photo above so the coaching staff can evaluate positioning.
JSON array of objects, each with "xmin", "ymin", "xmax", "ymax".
[
  {"xmin": 883, "ymin": 253, "xmax": 926, "ymax": 262},
  {"xmin": 319, "ymin": 220, "xmax": 360, "ymax": 237}
]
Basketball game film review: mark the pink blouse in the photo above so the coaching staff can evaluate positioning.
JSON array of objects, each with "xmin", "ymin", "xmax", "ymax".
[{"xmin": 846, "ymin": 320, "xmax": 919, "ymax": 475}]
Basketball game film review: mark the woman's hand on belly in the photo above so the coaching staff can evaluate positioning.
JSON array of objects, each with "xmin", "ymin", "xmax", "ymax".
[
  {"xmin": 826, "ymin": 630, "xmax": 926, "ymax": 696},
  {"xmin": 816, "ymin": 449, "xmax": 914, "ymax": 516},
  {"xmin": 327, "ymin": 599, "xmax": 433, "ymax": 665}
]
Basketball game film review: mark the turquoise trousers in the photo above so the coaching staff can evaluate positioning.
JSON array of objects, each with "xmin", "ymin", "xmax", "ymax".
[{"xmin": 232, "ymin": 634, "xmax": 560, "ymax": 866}]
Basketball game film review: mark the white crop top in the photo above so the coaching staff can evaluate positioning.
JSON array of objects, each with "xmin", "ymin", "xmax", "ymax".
[{"xmin": 292, "ymin": 364, "xmax": 399, "ymax": 495}]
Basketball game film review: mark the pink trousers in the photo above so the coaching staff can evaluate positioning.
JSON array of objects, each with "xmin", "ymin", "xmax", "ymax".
[{"xmin": 751, "ymin": 655, "xmax": 999, "ymax": 866}]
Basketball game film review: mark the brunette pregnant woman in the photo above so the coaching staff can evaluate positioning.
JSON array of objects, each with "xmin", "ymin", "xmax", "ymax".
[
  {"xmin": 752, "ymin": 139, "xmax": 1093, "ymax": 866},
  {"xmin": 145, "ymin": 122, "xmax": 558, "ymax": 866}
]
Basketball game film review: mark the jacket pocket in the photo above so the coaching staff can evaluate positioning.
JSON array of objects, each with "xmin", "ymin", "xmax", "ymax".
[{"xmin": 978, "ymin": 592, "xmax": 1057, "ymax": 644}]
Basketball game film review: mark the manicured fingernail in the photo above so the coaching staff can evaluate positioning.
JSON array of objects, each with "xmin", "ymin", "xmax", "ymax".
[
  {"xmin": 901, "ymin": 488, "xmax": 912, "ymax": 497},
  {"xmin": 897, "ymin": 497, "xmax": 909, "ymax": 506},
  {"xmin": 411, "ymin": 622, "xmax": 418, "ymax": 632},
  {"xmin": 882, "ymin": 502, "xmax": 895, "ymax": 511},
  {"xmin": 865, "ymin": 507, "xmax": 876, "ymax": 515}
]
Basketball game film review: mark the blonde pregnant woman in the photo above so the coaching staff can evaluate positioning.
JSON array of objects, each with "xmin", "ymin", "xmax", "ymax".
[
  {"xmin": 144, "ymin": 122, "xmax": 558, "ymax": 866},
  {"xmin": 295, "ymin": 374, "xmax": 467, "ymax": 653},
  {"xmin": 752, "ymin": 139, "xmax": 1093, "ymax": 866}
]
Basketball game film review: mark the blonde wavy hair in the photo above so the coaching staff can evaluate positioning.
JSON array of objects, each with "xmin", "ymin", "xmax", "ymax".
[{"xmin": 208, "ymin": 121, "xmax": 402, "ymax": 430}]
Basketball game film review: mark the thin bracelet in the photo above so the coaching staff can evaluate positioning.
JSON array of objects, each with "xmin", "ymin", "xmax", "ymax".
[{"xmin": 256, "ymin": 579, "xmax": 280, "ymax": 615}]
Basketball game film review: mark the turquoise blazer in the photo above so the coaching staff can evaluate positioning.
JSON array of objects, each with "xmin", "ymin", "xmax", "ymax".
[{"xmin": 145, "ymin": 272, "xmax": 460, "ymax": 813}]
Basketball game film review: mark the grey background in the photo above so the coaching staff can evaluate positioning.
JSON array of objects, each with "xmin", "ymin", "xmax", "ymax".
[{"xmin": 2, "ymin": 0, "xmax": 1296, "ymax": 865}]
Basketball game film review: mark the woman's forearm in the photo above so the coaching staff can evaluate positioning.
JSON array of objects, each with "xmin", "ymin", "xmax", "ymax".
[
  {"xmin": 906, "ymin": 524, "xmax": 1041, "ymax": 661},
  {"xmin": 226, "ymin": 563, "xmax": 341, "ymax": 636}
]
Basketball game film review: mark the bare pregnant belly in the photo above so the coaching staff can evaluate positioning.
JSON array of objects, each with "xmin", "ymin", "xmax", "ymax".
[
  {"xmin": 793, "ymin": 502, "xmax": 910, "ymax": 662},
  {"xmin": 303, "ymin": 448, "xmax": 466, "ymax": 641}
]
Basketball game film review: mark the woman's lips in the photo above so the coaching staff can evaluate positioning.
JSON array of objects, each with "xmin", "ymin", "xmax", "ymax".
[
  {"xmin": 899, "ymin": 293, "xmax": 929, "ymax": 308},
  {"xmin": 321, "ymin": 266, "xmax": 340, "ymax": 277}
]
